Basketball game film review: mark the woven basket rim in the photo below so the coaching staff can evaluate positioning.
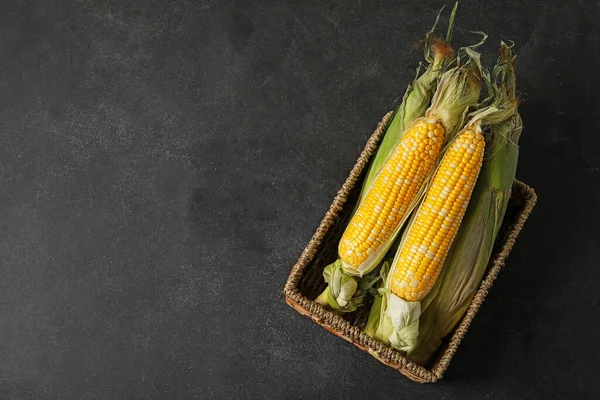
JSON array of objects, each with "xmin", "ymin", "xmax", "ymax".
[{"xmin": 283, "ymin": 112, "xmax": 537, "ymax": 383}]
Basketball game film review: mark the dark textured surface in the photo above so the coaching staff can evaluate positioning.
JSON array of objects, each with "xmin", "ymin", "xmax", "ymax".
[{"xmin": 1, "ymin": 0, "xmax": 599, "ymax": 398}]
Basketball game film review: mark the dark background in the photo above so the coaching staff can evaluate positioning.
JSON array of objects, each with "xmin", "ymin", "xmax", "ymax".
[{"xmin": 1, "ymin": 0, "xmax": 599, "ymax": 398}]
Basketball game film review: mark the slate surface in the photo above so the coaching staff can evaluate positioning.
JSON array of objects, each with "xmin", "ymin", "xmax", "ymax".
[{"xmin": 1, "ymin": 0, "xmax": 599, "ymax": 398}]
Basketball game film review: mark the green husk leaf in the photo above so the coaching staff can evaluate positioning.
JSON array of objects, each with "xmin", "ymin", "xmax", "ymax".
[
  {"xmin": 363, "ymin": 261, "xmax": 391, "ymax": 337},
  {"xmin": 369, "ymin": 287, "xmax": 393, "ymax": 345},
  {"xmin": 315, "ymin": 259, "xmax": 383, "ymax": 313},
  {"xmin": 386, "ymin": 294, "xmax": 421, "ymax": 351},
  {"xmin": 445, "ymin": 2, "xmax": 458, "ymax": 43}
]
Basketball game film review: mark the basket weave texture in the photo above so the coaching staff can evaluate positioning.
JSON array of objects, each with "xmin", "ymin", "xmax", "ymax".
[{"xmin": 283, "ymin": 112, "xmax": 537, "ymax": 383}]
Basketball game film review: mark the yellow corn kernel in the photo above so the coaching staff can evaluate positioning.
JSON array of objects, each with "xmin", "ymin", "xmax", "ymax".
[
  {"xmin": 339, "ymin": 118, "xmax": 445, "ymax": 272},
  {"xmin": 390, "ymin": 128, "xmax": 485, "ymax": 301}
]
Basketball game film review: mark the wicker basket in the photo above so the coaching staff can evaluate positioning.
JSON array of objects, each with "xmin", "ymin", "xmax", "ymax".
[{"xmin": 283, "ymin": 112, "xmax": 537, "ymax": 383}]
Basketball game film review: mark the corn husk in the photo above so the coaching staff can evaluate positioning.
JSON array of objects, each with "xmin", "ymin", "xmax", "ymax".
[
  {"xmin": 314, "ymin": 7, "xmax": 457, "ymax": 313},
  {"xmin": 409, "ymin": 42, "xmax": 521, "ymax": 364},
  {"xmin": 365, "ymin": 41, "xmax": 521, "ymax": 353},
  {"xmin": 314, "ymin": 259, "xmax": 381, "ymax": 311}
]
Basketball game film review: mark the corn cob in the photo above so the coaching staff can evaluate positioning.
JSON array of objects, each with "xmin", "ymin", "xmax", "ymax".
[
  {"xmin": 314, "ymin": 8, "xmax": 464, "ymax": 312},
  {"xmin": 366, "ymin": 48, "xmax": 518, "ymax": 352},
  {"xmin": 338, "ymin": 48, "xmax": 482, "ymax": 277},
  {"xmin": 410, "ymin": 43, "xmax": 522, "ymax": 364},
  {"xmin": 364, "ymin": 125, "xmax": 484, "ymax": 339},
  {"xmin": 339, "ymin": 118, "xmax": 446, "ymax": 273}
]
